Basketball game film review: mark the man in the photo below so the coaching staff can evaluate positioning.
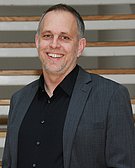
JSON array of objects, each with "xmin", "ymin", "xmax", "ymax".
[{"xmin": 2, "ymin": 4, "xmax": 135, "ymax": 168}]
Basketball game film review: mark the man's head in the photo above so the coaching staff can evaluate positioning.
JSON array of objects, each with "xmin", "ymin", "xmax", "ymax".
[
  {"xmin": 37, "ymin": 4, "xmax": 85, "ymax": 39},
  {"xmin": 35, "ymin": 4, "xmax": 86, "ymax": 76}
]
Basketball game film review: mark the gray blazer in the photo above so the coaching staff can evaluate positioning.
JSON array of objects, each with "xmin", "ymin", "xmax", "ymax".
[{"xmin": 2, "ymin": 67, "xmax": 135, "ymax": 168}]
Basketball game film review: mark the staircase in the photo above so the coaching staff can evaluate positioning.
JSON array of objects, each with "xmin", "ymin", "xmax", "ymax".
[{"xmin": 0, "ymin": 0, "xmax": 135, "ymax": 166}]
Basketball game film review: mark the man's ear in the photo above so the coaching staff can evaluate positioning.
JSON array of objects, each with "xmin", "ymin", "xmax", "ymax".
[
  {"xmin": 35, "ymin": 33, "xmax": 39, "ymax": 49},
  {"xmin": 77, "ymin": 38, "xmax": 86, "ymax": 58}
]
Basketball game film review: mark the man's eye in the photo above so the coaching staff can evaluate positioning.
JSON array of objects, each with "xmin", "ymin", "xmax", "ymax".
[
  {"xmin": 43, "ymin": 34, "xmax": 52, "ymax": 39},
  {"xmin": 61, "ymin": 36, "xmax": 70, "ymax": 40}
]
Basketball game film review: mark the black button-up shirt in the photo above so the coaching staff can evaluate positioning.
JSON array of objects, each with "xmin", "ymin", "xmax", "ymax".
[{"xmin": 17, "ymin": 65, "xmax": 79, "ymax": 168}]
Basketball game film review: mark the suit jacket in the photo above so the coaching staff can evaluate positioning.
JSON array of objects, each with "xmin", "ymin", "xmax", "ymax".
[{"xmin": 2, "ymin": 66, "xmax": 135, "ymax": 168}]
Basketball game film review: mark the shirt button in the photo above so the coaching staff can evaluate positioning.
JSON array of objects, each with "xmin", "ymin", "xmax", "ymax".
[
  {"xmin": 32, "ymin": 163, "xmax": 36, "ymax": 167},
  {"xmin": 36, "ymin": 141, "xmax": 40, "ymax": 145},
  {"xmin": 47, "ymin": 99, "xmax": 51, "ymax": 103},
  {"xmin": 41, "ymin": 120, "xmax": 45, "ymax": 124}
]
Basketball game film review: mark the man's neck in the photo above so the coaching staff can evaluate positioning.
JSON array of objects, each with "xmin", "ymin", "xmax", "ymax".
[{"xmin": 42, "ymin": 71, "xmax": 67, "ymax": 97}]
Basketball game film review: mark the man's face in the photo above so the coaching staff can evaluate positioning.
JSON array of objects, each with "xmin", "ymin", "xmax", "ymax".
[{"xmin": 35, "ymin": 10, "xmax": 86, "ymax": 76}]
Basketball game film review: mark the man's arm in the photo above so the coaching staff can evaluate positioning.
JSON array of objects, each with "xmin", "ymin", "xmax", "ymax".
[
  {"xmin": 2, "ymin": 97, "xmax": 14, "ymax": 168},
  {"xmin": 105, "ymin": 85, "xmax": 135, "ymax": 168}
]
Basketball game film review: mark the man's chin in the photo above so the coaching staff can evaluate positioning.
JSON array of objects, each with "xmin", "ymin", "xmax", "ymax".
[{"xmin": 42, "ymin": 65, "xmax": 65, "ymax": 74}]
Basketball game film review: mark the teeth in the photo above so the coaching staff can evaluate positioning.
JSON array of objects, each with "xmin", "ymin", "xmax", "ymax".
[{"xmin": 48, "ymin": 53, "xmax": 62, "ymax": 58}]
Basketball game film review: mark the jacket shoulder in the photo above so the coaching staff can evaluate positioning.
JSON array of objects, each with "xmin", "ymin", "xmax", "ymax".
[
  {"xmin": 79, "ymin": 67, "xmax": 128, "ymax": 93},
  {"xmin": 12, "ymin": 79, "xmax": 39, "ymax": 99}
]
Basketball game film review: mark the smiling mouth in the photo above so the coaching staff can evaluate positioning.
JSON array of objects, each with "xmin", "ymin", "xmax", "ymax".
[{"xmin": 47, "ymin": 53, "xmax": 63, "ymax": 58}]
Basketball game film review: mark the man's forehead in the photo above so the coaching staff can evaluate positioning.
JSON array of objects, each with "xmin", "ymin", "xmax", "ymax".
[
  {"xmin": 43, "ymin": 10, "xmax": 76, "ymax": 23},
  {"xmin": 39, "ymin": 10, "xmax": 79, "ymax": 36}
]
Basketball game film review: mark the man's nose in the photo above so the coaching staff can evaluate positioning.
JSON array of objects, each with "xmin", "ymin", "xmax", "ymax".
[{"xmin": 50, "ymin": 37, "xmax": 60, "ymax": 48}]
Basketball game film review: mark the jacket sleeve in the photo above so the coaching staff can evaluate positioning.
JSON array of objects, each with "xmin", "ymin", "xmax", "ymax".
[
  {"xmin": 2, "ymin": 96, "xmax": 14, "ymax": 168},
  {"xmin": 105, "ymin": 85, "xmax": 135, "ymax": 168}
]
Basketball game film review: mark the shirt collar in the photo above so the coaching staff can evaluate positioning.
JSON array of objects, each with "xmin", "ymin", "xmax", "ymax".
[
  {"xmin": 59, "ymin": 65, "xmax": 79, "ymax": 96},
  {"xmin": 38, "ymin": 65, "xmax": 79, "ymax": 96}
]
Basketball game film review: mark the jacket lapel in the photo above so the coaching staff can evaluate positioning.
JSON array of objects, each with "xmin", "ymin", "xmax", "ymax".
[
  {"xmin": 13, "ymin": 84, "xmax": 39, "ymax": 130},
  {"xmin": 63, "ymin": 68, "xmax": 92, "ymax": 168},
  {"xmin": 10, "ymin": 81, "xmax": 39, "ymax": 167}
]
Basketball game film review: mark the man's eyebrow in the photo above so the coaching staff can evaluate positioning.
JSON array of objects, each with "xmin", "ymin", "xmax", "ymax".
[
  {"xmin": 41, "ymin": 31, "xmax": 70, "ymax": 36},
  {"xmin": 41, "ymin": 30, "xmax": 52, "ymax": 34},
  {"xmin": 60, "ymin": 32, "xmax": 69, "ymax": 35}
]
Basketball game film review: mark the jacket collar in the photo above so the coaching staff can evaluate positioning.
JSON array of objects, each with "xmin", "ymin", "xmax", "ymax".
[{"xmin": 63, "ymin": 67, "xmax": 92, "ymax": 168}]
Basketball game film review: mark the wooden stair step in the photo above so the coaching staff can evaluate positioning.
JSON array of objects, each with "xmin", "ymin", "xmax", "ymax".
[
  {"xmin": 0, "ymin": 14, "xmax": 135, "ymax": 22},
  {"xmin": 0, "ymin": 42, "xmax": 135, "ymax": 48},
  {"xmin": 0, "ymin": 114, "xmax": 135, "ymax": 138},
  {"xmin": 0, "ymin": 46, "xmax": 135, "ymax": 57},
  {"xmin": 1, "ymin": 20, "xmax": 135, "ymax": 31},
  {"xmin": 0, "ymin": 69, "xmax": 135, "ymax": 85},
  {"xmin": 0, "ymin": 0, "xmax": 135, "ymax": 5},
  {"xmin": 0, "ymin": 69, "xmax": 135, "ymax": 75},
  {"xmin": 0, "ymin": 99, "xmax": 135, "ymax": 125}
]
